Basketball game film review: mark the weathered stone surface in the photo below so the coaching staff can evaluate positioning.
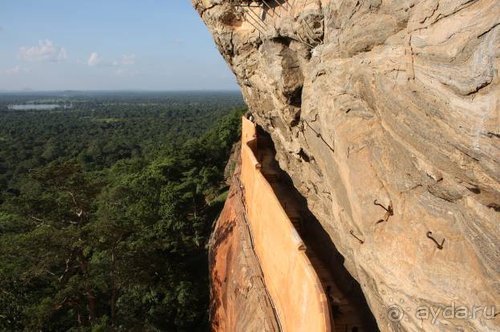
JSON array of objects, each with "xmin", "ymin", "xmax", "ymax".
[
  {"xmin": 209, "ymin": 163, "xmax": 279, "ymax": 332},
  {"xmin": 194, "ymin": 0, "xmax": 499, "ymax": 331}
]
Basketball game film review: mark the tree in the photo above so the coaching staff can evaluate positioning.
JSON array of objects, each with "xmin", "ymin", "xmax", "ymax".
[{"xmin": 0, "ymin": 92, "xmax": 245, "ymax": 330}]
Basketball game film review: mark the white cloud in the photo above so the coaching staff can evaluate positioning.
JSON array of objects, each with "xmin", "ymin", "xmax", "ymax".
[
  {"xmin": 87, "ymin": 52, "xmax": 101, "ymax": 66},
  {"xmin": 19, "ymin": 40, "xmax": 67, "ymax": 62},
  {"xmin": 113, "ymin": 54, "xmax": 136, "ymax": 66},
  {"xmin": 3, "ymin": 66, "xmax": 30, "ymax": 75},
  {"xmin": 86, "ymin": 53, "xmax": 136, "ymax": 68},
  {"xmin": 114, "ymin": 67, "xmax": 139, "ymax": 76}
]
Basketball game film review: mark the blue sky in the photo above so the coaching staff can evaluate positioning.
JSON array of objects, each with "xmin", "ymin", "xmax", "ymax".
[{"xmin": 0, "ymin": 0, "xmax": 238, "ymax": 91}]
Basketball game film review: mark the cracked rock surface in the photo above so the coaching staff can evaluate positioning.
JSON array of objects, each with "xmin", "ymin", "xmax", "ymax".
[{"xmin": 193, "ymin": 0, "xmax": 499, "ymax": 331}]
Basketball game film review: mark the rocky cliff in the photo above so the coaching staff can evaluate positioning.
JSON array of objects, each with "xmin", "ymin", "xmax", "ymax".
[
  {"xmin": 193, "ymin": 0, "xmax": 500, "ymax": 331},
  {"xmin": 209, "ymin": 163, "xmax": 280, "ymax": 331}
]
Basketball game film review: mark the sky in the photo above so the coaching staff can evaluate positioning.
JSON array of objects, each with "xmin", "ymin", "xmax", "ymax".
[{"xmin": 0, "ymin": 0, "xmax": 239, "ymax": 91}]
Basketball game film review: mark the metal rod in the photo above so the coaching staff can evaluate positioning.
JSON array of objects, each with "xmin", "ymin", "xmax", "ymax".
[
  {"xmin": 260, "ymin": 1, "xmax": 273, "ymax": 12},
  {"xmin": 247, "ymin": 6, "xmax": 268, "ymax": 29},
  {"xmin": 373, "ymin": 199, "xmax": 393, "ymax": 213},
  {"xmin": 245, "ymin": 14, "xmax": 266, "ymax": 35},
  {"xmin": 244, "ymin": 8, "xmax": 268, "ymax": 33},
  {"xmin": 248, "ymin": 16, "xmax": 267, "ymax": 35},
  {"xmin": 238, "ymin": 5, "xmax": 266, "ymax": 33},
  {"xmin": 302, "ymin": 20, "xmax": 321, "ymax": 43},
  {"xmin": 271, "ymin": 0, "xmax": 286, "ymax": 14},
  {"xmin": 233, "ymin": 4, "xmax": 262, "ymax": 8},
  {"xmin": 427, "ymin": 231, "xmax": 445, "ymax": 250},
  {"xmin": 349, "ymin": 230, "xmax": 364, "ymax": 244},
  {"xmin": 263, "ymin": 0, "xmax": 281, "ymax": 18},
  {"xmin": 296, "ymin": 35, "xmax": 315, "ymax": 49},
  {"xmin": 232, "ymin": 3, "xmax": 243, "ymax": 6},
  {"xmin": 247, "ymin": 5, "xmax": 264, "ymax": 22},
  {"xmin": 280, "ymin": 0, "xmax": 292, "ymax": 11},
  {"xmin": 274, "ymin": 0, "xmax": 285, "ymax": 12}
]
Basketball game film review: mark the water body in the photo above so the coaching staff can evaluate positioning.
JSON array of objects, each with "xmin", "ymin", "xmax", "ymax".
[{"xmin": 7, "ymin": 104, "xmax": 71, "ymax": 110}]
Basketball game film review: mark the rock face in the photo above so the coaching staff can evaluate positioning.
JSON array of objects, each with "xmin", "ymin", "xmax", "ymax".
[
  {"xmin": 209, "ymin": 167, "xmax": 280, "ymax": 331},
  {"xmin": 194, "ymin": 0, "xmax": 499, "ymax": 331}
]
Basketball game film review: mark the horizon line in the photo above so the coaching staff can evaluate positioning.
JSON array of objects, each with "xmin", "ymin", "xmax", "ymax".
[{"xmin": 0, "ymin": 89, "xmax": 242, "ymax": 93}]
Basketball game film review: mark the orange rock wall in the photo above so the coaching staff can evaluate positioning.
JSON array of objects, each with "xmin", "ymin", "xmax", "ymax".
[
  {"xmin": 209, "ymin": 178, "xmax": 280, "ymax": 332},
  {"xmin": 240, "ymin": 117, "xmax": 332, "ymax": 332}
]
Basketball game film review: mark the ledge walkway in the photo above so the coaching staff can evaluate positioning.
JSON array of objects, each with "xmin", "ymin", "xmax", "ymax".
[
  {"xmin": 246, "ymin": 118, "xmax": 379, "ymax": 332},
  {"xmin": 241, "ymin": 117, "xmax": 332, "ymax": 332}
]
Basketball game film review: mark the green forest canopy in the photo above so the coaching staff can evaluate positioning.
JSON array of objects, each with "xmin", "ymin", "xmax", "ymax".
[{"xmin": 0, "ymin": 91, "xmax": 245, "ymax": 331}]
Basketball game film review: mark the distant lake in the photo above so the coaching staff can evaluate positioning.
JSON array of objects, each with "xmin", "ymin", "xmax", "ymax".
[{"xmin": 7, "ymin": 104, "xmax": 71, "ymax": 110}]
